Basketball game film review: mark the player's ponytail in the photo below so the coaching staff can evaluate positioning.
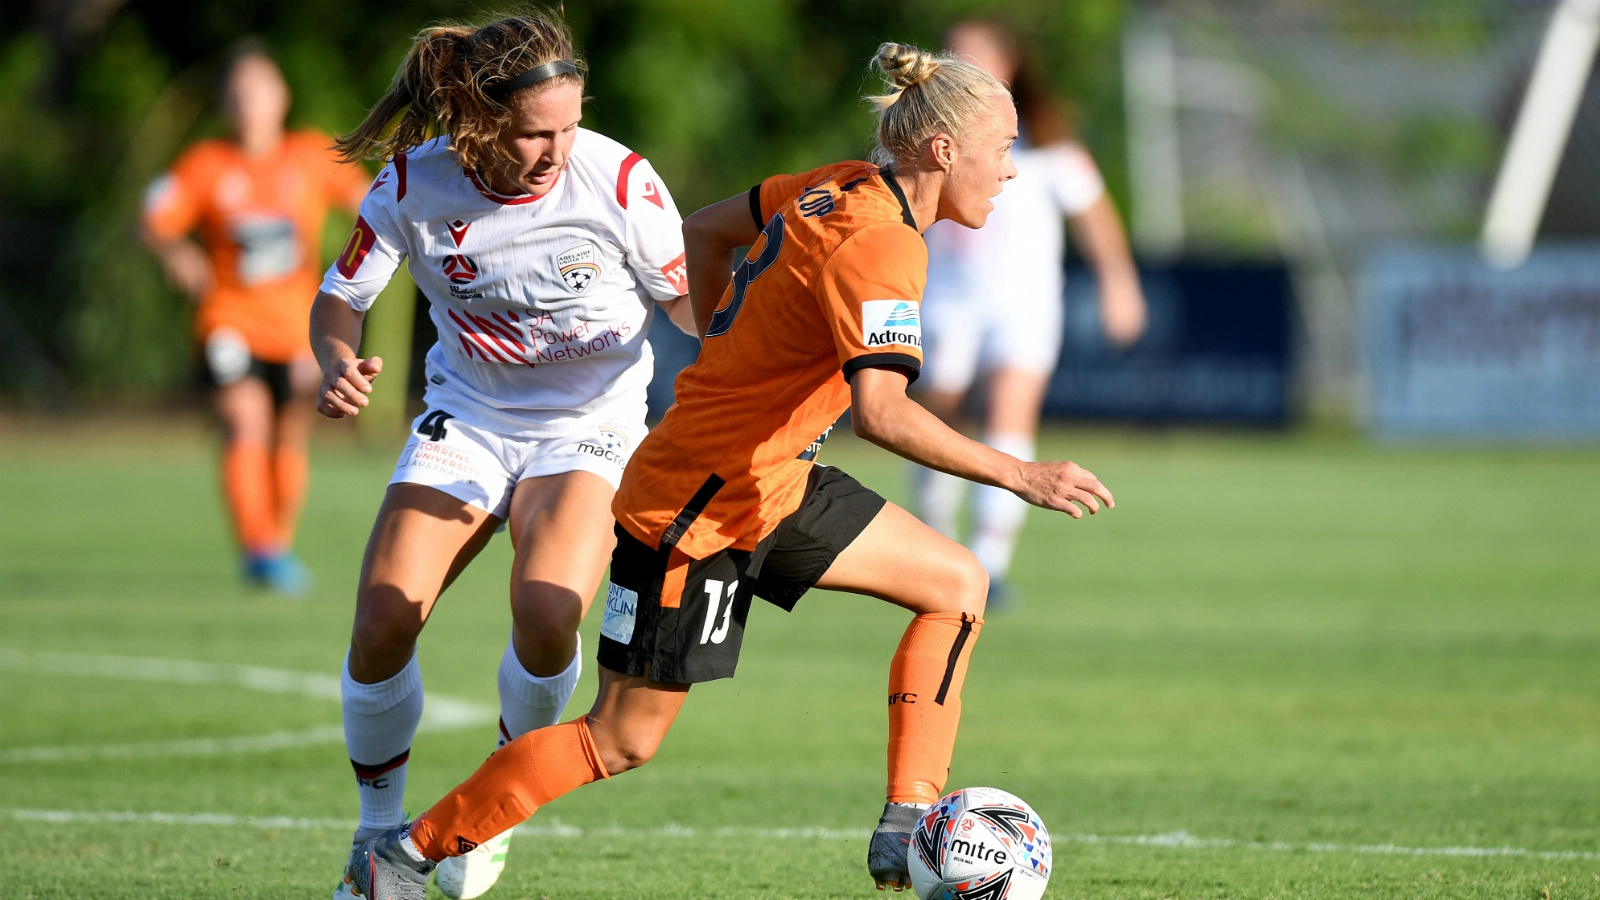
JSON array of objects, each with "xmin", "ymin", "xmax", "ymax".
[
  {"xmin": 335, "ymin": 11, "xmax": 585, "ymax": 174},
  {"xmin": 867, "ymin": 41, "xmax": 1008, "ymax": 167}
]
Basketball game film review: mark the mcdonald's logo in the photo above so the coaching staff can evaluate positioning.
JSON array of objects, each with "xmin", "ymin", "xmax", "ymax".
[{"xmin": 336, "ymin": 216, "xmax": 376, "ymax": 278}]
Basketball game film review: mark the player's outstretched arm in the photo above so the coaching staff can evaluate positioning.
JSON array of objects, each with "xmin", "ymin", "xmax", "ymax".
[
  {"xmin": 139, "ymin": 226, "xmax": 214, "ymax": 301},
  {"xmin": 682, "ymin": 195, "xmax": 760, "ymax": 338},
  {"xmin": 657, "ymin": 295, "xmax": 698, "ymax": 338},
  {"xmin": 1070, "ymin": 194, "xmax": 1147, "ymax": 348},
  {"xmin": 849, "ymin": 366, "xmax": 1114, "ymax": 518},
  {"xmin": 310, "ymin": 291, "xmax": 381, "ymax": 418}
]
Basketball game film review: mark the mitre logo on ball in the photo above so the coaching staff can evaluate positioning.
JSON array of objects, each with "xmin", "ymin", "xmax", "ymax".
[
  {"xmin": 557, "ymin": 242, "xmax": 602, "ymax": 293},
  {"xmin": 910, "ymin": 788, "xmax": 1051, "ymax": 900}
]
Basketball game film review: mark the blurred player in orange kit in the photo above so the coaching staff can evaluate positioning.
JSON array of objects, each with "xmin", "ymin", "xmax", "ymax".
[
  {"xmin": 141, "ymin": 42, "xmax": 369, "ymax": 594},
  {"xmin": 342, "ymin": 42, "xmax": 1116, "ymax": 900}
]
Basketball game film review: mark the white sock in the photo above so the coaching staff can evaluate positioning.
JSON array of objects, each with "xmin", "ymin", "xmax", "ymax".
[
  {"xmin": 970, "ymin": 432, "xmax": 1034, "ymax": 582},
  {"xmin": 399, "ymin": 832, "xmax": 428, "ymax": 863},
  {"xmin": 342, "ymin": 651, "xmax": 423, "ymax": 833},
  {"xmin": 496, "ymin": 633, "xmax": 581, "ymax": 746},
  {"xmin": 913, "ymin": 464, "xmax": 966, "ymax": 540}
]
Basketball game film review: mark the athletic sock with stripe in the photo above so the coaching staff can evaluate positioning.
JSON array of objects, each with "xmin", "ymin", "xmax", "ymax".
[
  {"xmin": 886, "ymin": 612, "xmax": 984, "ymax": 805},
  {"xmin": 496, "ymin": 633, "xmax": 582, "ymax": 746},
  {"xmin": 342, "ymin": 650, "xmax": 423, "ymax": 834}
]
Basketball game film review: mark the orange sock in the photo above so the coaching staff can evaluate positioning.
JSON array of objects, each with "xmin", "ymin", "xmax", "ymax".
[
  {"xmin": 886, "ymin": 612, "xmax": 983, "ymax": 805},
  {"xmin": 410, "ymin": 715, "xmax": 609, "ymax": 861},
  {"xmin": 223, "ymin": 441, "xmax": 279, "ymax": 555},
  {"xmin": 270, "ymin": 446, "xmax": 308, "ymax": 547}
]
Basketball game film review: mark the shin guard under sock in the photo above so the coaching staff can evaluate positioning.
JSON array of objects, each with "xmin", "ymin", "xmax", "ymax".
[
  {"xmin": 270, "ymin": 446, "xmax": 308, "ymax": 547},
  {"xmin": 411, "ymin": 715, "xmax": 609, "ymax": 861},
  {"xmin": 342, "ymin": 652, "xmax": 424, "ymax": 832},
  {"xmin": 886, "ymin": 612, "xmax": 983, "ymax": 805},
  {"xmin": 223, "ymin": 441, "xmax": 278, "ymax": 553},
  {"xmin": 913, "ymin": 464, "xmax": 967, "ymax": 540},
  {"xmin": 497, "ymin": 634, "xmax": 581, "ymax": 746},
  {"xmin": 970, "ymin": 433, "xmax": 1034, "ymax": 582}
]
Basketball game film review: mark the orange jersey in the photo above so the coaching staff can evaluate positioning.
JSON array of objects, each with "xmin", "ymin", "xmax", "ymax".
[
  {"xmin": 143, "ymin": 131, "xmax": 370, "ymax": 361},
  {"xmin": 614, "ymin": 161, "xmax": 926, "ymax": 558}
]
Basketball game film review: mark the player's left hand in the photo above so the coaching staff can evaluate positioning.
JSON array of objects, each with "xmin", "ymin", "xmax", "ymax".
[
  {"xmin": 317, "ymin": 355, "xmax": 383, "ymax": 418},
  {"xmin": 1011, "ymin": 459, "xmax": 1115, "ymax": 519},
  {"xmin": 1101, "ymin": 281, "xmax": 1148, "ymax": 348}
]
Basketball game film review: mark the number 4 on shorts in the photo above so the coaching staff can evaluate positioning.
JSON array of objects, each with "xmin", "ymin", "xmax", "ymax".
[{"xmin": 700, "ymin": 580, "xmax": 738, "ymax": 645}]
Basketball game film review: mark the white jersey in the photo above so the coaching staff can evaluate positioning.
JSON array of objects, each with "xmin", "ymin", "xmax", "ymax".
[
  {"xmin": 319, "ymin": 129, "xmax": 688, "ymax": 438},
  {"xmin": 923, "ymin": 141, "xmax": 1104, "ymax": 310}
]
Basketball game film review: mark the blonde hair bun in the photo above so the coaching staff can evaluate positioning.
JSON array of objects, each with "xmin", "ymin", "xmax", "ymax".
[
  {"xmin": 864, "ymin": 41, "xmax": 1009, "ymax": 166},
  {"xmin": 874, "ymin": 42, "xmax": 941, "ymax": 90}
]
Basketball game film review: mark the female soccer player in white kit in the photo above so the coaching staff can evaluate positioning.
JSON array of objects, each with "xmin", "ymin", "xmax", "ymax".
[
  {"xmin": 916, "ymin": 20, "xmax": 1147, "ymax": 606},
  {"xmin": 309, "ymin": 14, "xmax": 694, "ymax": 899}
]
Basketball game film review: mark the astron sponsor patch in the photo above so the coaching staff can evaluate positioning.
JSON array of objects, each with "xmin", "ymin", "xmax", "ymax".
[{"xmin": 860, "ymin": 299, "xmax": 922, "ymax": 350}]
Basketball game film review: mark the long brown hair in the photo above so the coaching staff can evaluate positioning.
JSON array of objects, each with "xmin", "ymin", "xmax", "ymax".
[
  {"xmin": 336, "ymin": 11, "xmax": 585, "ymax": 173},
  {"xmin": 946, "ymin": 19, "xmax": 1073, "ymax": 147}
]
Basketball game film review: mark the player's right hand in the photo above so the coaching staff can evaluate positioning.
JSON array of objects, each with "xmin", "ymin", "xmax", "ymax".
[
  {"xmin": 1012, "ymin": 460, "xmax": 1115, "ymax": 519},
  {"xmin": 317, "ymin": 355, "xmax": 383, "ymax": 418},
  {"xmin": 163, "ymin": 241, "xmax": 214, "ymax": 300}
]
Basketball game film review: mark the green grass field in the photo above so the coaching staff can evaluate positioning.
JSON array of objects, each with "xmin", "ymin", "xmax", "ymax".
[{"xmin": 2, "ymin": 417, "xmax": 1598, "ymax": 899}]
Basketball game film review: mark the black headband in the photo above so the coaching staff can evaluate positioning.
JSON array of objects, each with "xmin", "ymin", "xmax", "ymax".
[{"xmin": 487, "ymin": 60, "xmax": 580, "ymax": 102}]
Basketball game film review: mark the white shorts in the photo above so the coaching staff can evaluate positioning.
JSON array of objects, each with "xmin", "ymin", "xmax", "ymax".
[
  {"xmin": 920, "ymin": 295, "xmax": 1063, "ymax": 394},
  {"xmin": 390, "ymin": 409, "xmax": 646, "ymax": 519}
]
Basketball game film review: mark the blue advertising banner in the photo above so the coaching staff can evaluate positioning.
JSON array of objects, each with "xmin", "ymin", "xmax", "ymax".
[
  {"xmin": 646, "ymin": 263, "xmax": 1296, "ymax": 425},
  {"xmin": 1364, "ymin": 246, "xmax": 1600, "ymax": 439},
  {"xmin": 1043, "ymin": 263, "xmax": 1294, "ymax": 424}
]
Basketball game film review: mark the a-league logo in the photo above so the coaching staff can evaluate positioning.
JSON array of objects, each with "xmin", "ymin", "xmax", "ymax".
[{"xmin": 443, "ymin": 254, "xmax": 478, "ymax": 284}]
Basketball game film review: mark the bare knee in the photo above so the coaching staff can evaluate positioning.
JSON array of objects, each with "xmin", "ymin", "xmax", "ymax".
[
  {"xmin": 591, "ymin": 724, "xmax": 664, "ymax": 777},
  {"xmin": 510, "ymin": 581, "xmax": 583, "ymax": 675},
  {"xmin": 349, "ymin": 587, "xmax": 426, "ymax": 681},
  {"xmin": 921, "ymin": 550, "xmax": 988, "ymax": 619},
  {"xmin": 511, "ymin": 581, "xmax": 583, "ymax": 635}
]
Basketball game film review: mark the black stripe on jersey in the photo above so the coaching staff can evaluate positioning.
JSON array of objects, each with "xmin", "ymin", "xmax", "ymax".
[
  {"xmin": 877, "ymin": 168, "xmax": 918, "ymax": 229},
  {"xmin": 842, "ymin": 353, "xmax": 921, "ymax": 385},
  {"xmin": 748, "ymin": 183, "xmax": 765, "ymax": 231},
  {"xmin": 662, "ymin": 474, "xmax": 726, "ymax": 549}
]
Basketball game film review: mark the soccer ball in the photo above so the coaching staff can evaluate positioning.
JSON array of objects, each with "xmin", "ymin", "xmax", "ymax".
[{"xmin": 908, "ymin": 788, "xmax": 1052, "ymax": 900}]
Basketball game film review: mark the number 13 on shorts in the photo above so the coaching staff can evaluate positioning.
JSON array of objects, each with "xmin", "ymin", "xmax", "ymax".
[{"xmin": 700, "ymin": 580, "xmax": 738, "ymax": 645}]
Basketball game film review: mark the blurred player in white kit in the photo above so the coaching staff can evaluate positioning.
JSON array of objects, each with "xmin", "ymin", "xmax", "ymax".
[{"xmin": 915, "ymin": 19, "xmax": 1147, "ymax": 608}]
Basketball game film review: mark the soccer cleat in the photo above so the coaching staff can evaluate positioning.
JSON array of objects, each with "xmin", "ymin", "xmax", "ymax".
[
  {"xmin": 244, "ymin": 551, "xmax": 312, "ymax": 597},
  {"xmin": 344, "ymin": 824, "xmax": 434, "ymax": 900},
  {"xmin": 433, "ymin": 827, "xmax": 514, "ymax": 899},
  {"xmin": 867, "ymin": 802, "xmax": 927, "ymax": 891},
  {"xmin": 333, "ymin": 828, "xmax": 386, "ymax": 900}
]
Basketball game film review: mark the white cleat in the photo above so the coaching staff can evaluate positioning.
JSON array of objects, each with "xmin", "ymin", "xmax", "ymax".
[
  {"xmin": 332, "ymin": 877, "xmax": 358, "ymax": 900},
  {"xmin": 433, "ymin": 828, "xmax": 514, "ymax": 899}
]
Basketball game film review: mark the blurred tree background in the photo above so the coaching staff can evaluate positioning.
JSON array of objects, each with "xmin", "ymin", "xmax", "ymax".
[{"xmin": 0, "ymin": 0, "xmax": 1129, "ymax": 402}]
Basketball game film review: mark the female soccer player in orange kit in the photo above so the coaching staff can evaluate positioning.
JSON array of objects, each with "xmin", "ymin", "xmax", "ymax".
[
  {"xmin": 142, "ymin": 44, "xmax": 369, "ymax": 594},
  {"xmin": 343, "ymin": 42, "xmax": 1116, "ymax": 900}
]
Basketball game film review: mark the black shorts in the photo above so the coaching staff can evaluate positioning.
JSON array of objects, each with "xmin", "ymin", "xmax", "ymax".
[
  {"xmin": 197, "ymin": 355, "xmax": 294, "ymax": 407},
  {"xmin": 597, "ymin": 465, "xmax": 886, "ymax": 683}
]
